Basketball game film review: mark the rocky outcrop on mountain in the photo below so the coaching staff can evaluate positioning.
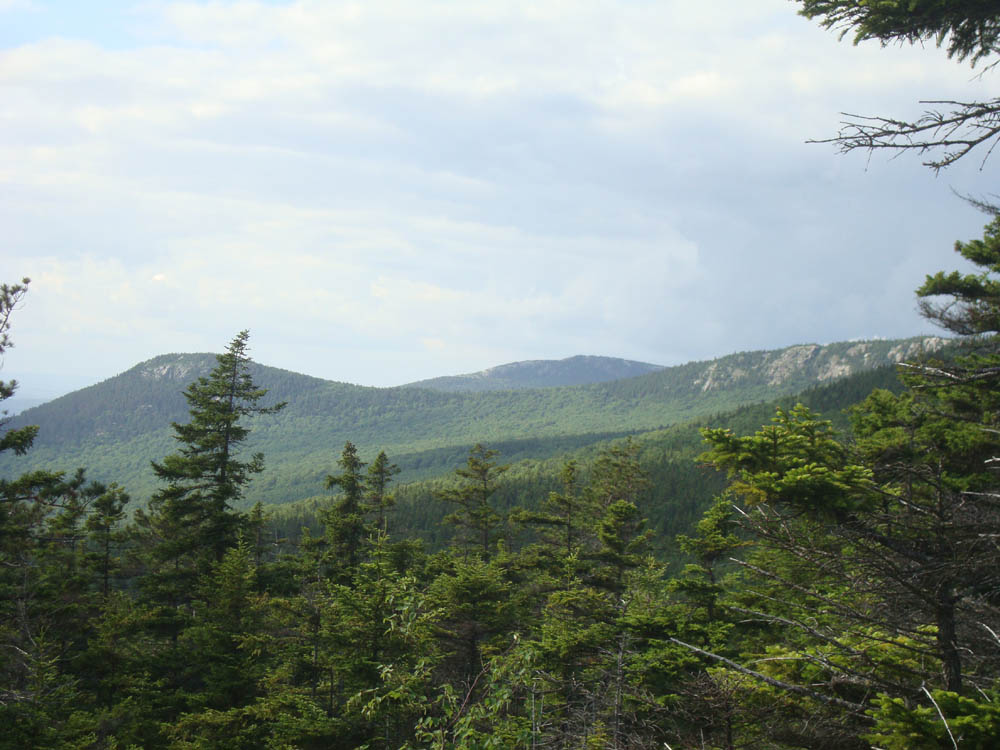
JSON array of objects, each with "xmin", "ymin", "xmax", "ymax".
[{"xmin": 689, "ymin": 337, "xmax": 946, "ymax": 394}]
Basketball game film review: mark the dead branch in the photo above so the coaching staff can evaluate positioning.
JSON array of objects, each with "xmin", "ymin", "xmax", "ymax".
[{"xmin": 808, "ymin": 98, "xmax": 1000, "ymax": 172}]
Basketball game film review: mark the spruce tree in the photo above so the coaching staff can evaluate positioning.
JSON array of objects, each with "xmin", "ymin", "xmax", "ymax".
[
  {"xmin": 513, "ymin": 459, "xmax": 596, "ymax": 560},
  {"xmin": 137, "ymin": 330, "xmax": 285, "ymax": 636},
  {"xmin": 364, "ymin": 450, "xmax": 399, "ymax": 537},
  {"xmin": 323, "ymin": 441, "xmax": 367, "ymax": 577},
  {"xmin": 435, "ymin": 443, "xmax": 508, "ymax": 561}
]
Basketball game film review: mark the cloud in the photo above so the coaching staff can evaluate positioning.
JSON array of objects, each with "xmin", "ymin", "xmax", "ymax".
[{"xmin": 1, "ymin": 1, "xmax": 996, "ymax": 389}]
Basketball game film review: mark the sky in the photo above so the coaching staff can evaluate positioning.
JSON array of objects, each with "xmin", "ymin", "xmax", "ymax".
[{"xmin": 2, "ymin": 0, "xmax": 998, "ymax": 400}]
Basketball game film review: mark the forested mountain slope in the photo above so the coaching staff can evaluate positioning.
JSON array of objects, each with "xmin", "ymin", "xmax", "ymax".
[
  {"xmin": 273, "ymin": 362, "xmax": 910, "ymax": 557},
  {"xmin": 402, "ymin": 354, "xmax": 664, "ymax": 391},
  {"xmin": 0, "ymin": 336, "xmax": 945, "ymax": 506}
]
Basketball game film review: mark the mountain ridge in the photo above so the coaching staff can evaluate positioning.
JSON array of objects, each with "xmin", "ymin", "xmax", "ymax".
[
  {"xmin": 1, "ymin": 335, "xmax": 949, "ymax": 507},
  {"xmin": 401, "ymin": 354, "xmax": 665, "ymax": 392}
]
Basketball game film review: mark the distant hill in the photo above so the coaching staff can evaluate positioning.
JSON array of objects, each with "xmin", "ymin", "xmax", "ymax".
[
  {"xmin": 402, "ymin": 355, "xmax": 665, "ymax": 392},
  {"xmin": 0, "ymin": 336, "xmax": 948, "ymax": 507},
  {"xmin": 2, "ymin": 395, "xmax": 47, "ymax": 416}
]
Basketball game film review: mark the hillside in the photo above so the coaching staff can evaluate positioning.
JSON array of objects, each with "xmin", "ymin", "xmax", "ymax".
[
  {"xmin": 402, "ymin": 355, "xmax": 664, "ymax": 391},
  {"xmin": 273, "ymin": 363, "xmax": 911, "ymax": 558},
  {"xmin": 0, "ymin": 336, "xmax": 947, "ymax": 507}
]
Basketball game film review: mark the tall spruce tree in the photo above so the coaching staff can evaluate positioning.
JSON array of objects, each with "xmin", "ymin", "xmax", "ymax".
[
  {"xmin": 364, "ymin": 450, "xmax": 399, "ymax": 537},
  {"xmin": 323, "ymin": 441, "xmax": 368, "ymax": 577},
  {"xmin": 137, "ymin": 330, "xmax": 285, "ymax": 634}
]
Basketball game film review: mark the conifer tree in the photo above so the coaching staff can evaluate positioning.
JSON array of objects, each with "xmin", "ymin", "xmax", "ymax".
[
  {"xmin": 435, "ymin": 443, "xmax": 508, "ymax": 561},
  {"xmin": 798, "ymin": 0, "xmax": 1000, "ymax": 169},
  {"xmin": 323, "ymin": 441, "xmax": 367, "ymax": 576},
  {"xmin": 84, "ymin": 483, "xmax": 129, "ymax": 598},
  {"xmin": 918, "ymin": 213, "xmax": 1000, "ymax": 336},
  {"xmin": 136, "ymin": 330, "xmax": 285, "ymax": 637},
  {"xmin": 513, "ymin": 459, "xmax": 596, "ymax": 560},
  {"xmin": 0, "ymin": 279, "xmax": 108, "ymax": 748},
  {"xmin": 364, "ymin": 450, "xmax": 399, "ymax": 537}
]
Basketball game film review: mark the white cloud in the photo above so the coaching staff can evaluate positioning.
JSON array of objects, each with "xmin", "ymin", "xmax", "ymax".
[{"xmin": 1, "ymin": 0, "xmax": 996, "ymax": 389}]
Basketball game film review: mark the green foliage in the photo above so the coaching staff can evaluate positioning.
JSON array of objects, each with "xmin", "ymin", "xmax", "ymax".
[
  {"xmin": 867, "ymin": 690, "xmax": 1000, "ymax": 750},
  {"xmin": 3, "ymin": 274, "xmax": 987, "ymax": 750},
  {"xmin": 0, "ymin": 469, "xmax": 113, "ymax": 750},
  {"xmin": 263, "ymin": 364, "xmax": 903, "ymax": 562},
  {"xmin": 364, "ymin": 450, "xmax": 399, "ymax": 536},
  {"xmin": 798, "ymin": 0, "xmax": 1000, "ymax": 64},
  {"xmin": 136, "ymin": 332, "xmax": 285, "ymax": 596},
  {"xmin": 693, "ymin": 358, "xmax": 1000, "ymax": 742},
  {"xmin": 672, "ymin": 498, "xmax": 748, "ymax": 621},
  {"xmin": 919, "ymin": 214, "xmax": 1000, "ymax": 336},
  {"xmin": 701, "ymin": 403, "xmax": 873, "ymax": 515},
  {"xmin": 512, "ymin": 459, "xmax": 596, "ymax": 559},
  {"xmin": 85, "ymin": 483, "xmax": 130, "ymax": 597}
]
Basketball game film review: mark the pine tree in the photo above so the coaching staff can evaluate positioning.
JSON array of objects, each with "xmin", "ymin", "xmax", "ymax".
[
  {"xmin": 0, "ymin": 279, "xmax": 109, "ymax": 748},
  {"xmin": 797, "ymin": 0, "xmax": 1000, "ymax": 169},
  {"xmin": 918, "ymin": 213, "xmax": 1000, "ymax": 338}
]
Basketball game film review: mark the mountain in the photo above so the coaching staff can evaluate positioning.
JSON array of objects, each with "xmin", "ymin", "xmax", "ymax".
[
  {"xmin": 402, "ymin": 355, "xmax": 664, "ymax": 392},
  {"xmin": 0, "ymin": 336, "xmax": 948, "ymax": 507},
  {"xmin": 274, "ymin": 362, "xmax": 914, "ymax": 557}
]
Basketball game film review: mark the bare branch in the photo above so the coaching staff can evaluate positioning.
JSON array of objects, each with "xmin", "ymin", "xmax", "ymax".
[
  {"xmin": 921, "ymin": 684, "xmax": 959, "ymax": 750},
  {"xmin": 980, "ymin": 622, "xmax": 1000, "ymax": 648},
  {"xmin": 808, "ymin": 98, "xmax": 1000, "ymax": 172}
]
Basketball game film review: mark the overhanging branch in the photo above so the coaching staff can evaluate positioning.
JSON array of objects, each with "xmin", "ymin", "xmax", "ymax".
[{"xmin": 808, "ymin": 98, "xmax": 1000, "ymax": 171}]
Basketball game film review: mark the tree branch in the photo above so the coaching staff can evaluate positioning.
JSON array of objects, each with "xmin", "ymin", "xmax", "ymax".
[
  {"xmin": 666, "ymin": 636, "xmax": 871, "ymax": 715},
  {"xmin": 808, "ymin": 98, "xmax": 1000, "ymax": 171}
]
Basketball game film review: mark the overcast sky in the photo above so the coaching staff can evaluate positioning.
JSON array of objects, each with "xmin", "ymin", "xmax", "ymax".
[{"xmin": 3, "ymin": 0, "xmax": 998, "ymax": 398}]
